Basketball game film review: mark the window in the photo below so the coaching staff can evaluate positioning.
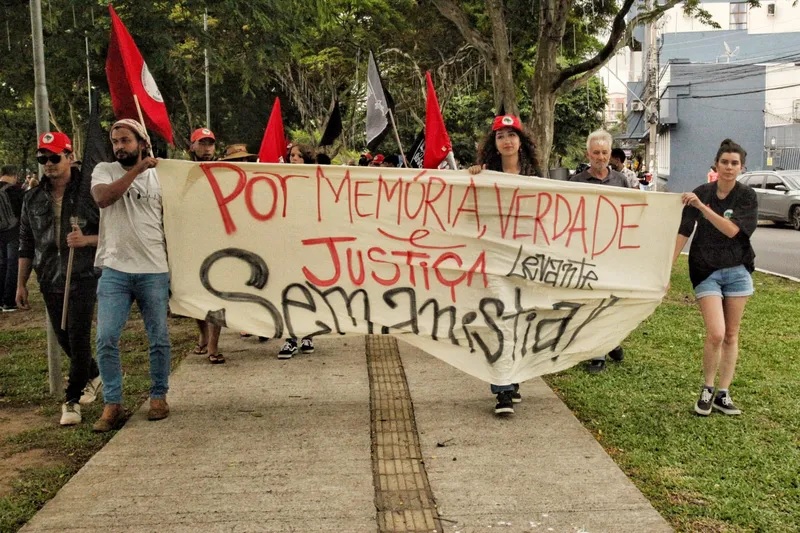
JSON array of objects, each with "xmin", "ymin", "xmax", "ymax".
[
  {"xmin": 764, "ymin": 175, "xmax": 784, "ymax": 190},
  {"xmin": 743, "ymin": 175, "xmax": 763, "ymax": 189},
  {"xmin": 730, "ymin": 3, "xmax": 748, "ymax": 30}
]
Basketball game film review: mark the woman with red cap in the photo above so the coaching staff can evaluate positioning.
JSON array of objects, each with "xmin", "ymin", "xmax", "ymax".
[
  {"xmin": 469, "ymin": 114, "xmax": 538, "ymax": 177},
  {"xmin": 469, "ymin": 114, "xmax": 539, "ymax": 416}
]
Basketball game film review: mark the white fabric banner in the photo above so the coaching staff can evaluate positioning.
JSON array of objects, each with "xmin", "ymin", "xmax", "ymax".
[{"xmin": 158, "ymin": 160, "xmax": 682, "ymax": 385}]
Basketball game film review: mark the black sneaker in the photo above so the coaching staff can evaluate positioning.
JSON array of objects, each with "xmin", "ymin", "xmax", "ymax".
[
  {"xmin": 695, "ymin": 387, "xmax": 714, "ymax": 416},
  {"xmin": 494, "ymin": 390, "xmax": 515, "ymax": 415},
  {"xmin": 608, "ymin": 346, "xmax": 624, "ymax": 362},
  {"xmin": 277, "ymin": 338, "xmax": 298, "ymax": 359},
  {"xmin": 300, "ymin": 337, "xmax": 314, "ymax": 354},
  {"xmin": 713, "ymin": 391, "xmax": 742, "ymax": 415},
  {"xmin": 511, "ymin": 384, "xmax": 522, "ymax": 403},
  {"xmin": 587, "ymin": 359, "xmax": 606, "ymax": 374}
]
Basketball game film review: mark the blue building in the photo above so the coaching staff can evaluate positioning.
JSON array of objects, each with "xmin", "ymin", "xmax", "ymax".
[{"xmin": 623, "ymin": 0, "xmax": 800, "ymax": 192}]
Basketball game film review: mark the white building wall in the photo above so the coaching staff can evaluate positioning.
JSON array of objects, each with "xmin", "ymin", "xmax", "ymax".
[
  {"xmin": 663, "ymin": 3, "xmax": 728, "ymax": 33},
  {"xmin": 764, "ymin": 64, "xmax": 800, "ymax": 122},
  {"xmin": 600, "ymin": 48, "xmax": 632, "ymax": 94},
  {"xmin": 662, "ymin": 1, "xmax": 800, "ymax": 34},
  {"xmin": 748, "ymin": 1, "xmax": 800, "ymax": 34}
]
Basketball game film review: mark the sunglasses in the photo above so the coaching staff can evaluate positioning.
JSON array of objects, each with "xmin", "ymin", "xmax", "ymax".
[{"xmin": 36, "ymin": 154, "xmax": 64, "ymax": 165}]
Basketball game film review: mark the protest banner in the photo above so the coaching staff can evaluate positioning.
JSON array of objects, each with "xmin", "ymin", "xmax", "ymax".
[{"xmin": 158, "ymin": 160, "xmax": 682, "ymax": 385}]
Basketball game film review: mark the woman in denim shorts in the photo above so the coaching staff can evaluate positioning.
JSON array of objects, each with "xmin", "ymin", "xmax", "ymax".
[{"xmin": 672, "ymin": 139, "xmax": 758, "ymax": 417}]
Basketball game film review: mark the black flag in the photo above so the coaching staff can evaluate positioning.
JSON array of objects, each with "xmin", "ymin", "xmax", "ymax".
[
  {"xmin": 407, "ymin": 129, "xmax": 425, "ymax": 168},
  {"xmin": 319, "ymin": 99, "xmax": 343, "ymax": 147},
  {"xmin": 81, "ymin": 90, "xmax": 113, "ymax": 187}
]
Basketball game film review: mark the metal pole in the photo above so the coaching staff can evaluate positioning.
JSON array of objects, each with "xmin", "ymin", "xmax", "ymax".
[
  {"xmin": 647, "ymin": 2, "xmax": 659, "ymax": 192},
  {"xmin": 204, "ymin": 10, "xmax": 210, "ymax": 127},
  {"xmin": 31, "ymin": 0, "xmax": 48, "ymax": 135},
  {"xmin": 30, "ymin": 0, "xmax": 62, "ymax": 398}
]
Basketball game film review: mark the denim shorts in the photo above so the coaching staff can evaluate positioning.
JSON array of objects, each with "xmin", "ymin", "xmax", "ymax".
[{"xmin": 694, "ymin": 265, "xmax": 754, "ymax": 299}]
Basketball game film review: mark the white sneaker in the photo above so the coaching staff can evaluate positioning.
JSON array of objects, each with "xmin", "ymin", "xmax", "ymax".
[
  {"xmin": 60, "ymin": 402, "xmax": 82, "ymax": 426},
  {"xmin": 79, "ymin": 376, "xmax": 103, "ymax": 405}
]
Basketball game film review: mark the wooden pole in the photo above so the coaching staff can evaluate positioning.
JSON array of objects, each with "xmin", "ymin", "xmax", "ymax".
[
  {"xmin": 133, "ymin": 94, "xmax": 155, "ymax": 158},
  {"xmin": 387, "ymin": 109, "xmax": 409, "ymax": 168},
  {"xmin": 60, "ymin": 249, "xmax": 74, "ymax": 329}
]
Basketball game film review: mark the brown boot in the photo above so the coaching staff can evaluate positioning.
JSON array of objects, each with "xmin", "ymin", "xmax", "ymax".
[
  {"xmin": 92, "ymin": 404, "xmax": 123, "ymax": 433},
  {"xmin": 148, "ymin": 398, "xmax": 170, "ymax": 421}
]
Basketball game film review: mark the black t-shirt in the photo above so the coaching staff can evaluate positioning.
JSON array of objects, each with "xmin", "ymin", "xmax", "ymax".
[{"xmin": 677, "ymin": 181, "xmax": 758, "ymax": 287}]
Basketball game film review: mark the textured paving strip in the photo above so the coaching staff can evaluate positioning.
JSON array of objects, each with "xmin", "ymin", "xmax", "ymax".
[{"xmin": 366, "ymin": 335, "xmax": 443, "ymax": 533}]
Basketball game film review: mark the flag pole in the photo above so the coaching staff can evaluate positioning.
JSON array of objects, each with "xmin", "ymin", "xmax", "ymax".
[
  {"xmin": 446, "ymin": 152, "xmax": 457, "ymax": 170},
  {"xmin": 387, "ymin": 109, "xmax": 408, "ymax": 167},
  {"xmin": 133, "ymin": 94, "xmax": 155, "ymax": 158}
]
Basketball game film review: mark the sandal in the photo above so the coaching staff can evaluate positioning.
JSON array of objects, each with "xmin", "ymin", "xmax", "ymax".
[
  {"xmin": 193, "ymin": 343, "xmax": 208, "ymax": 355},
  {"xmin": 208, "ymin": 352, "xmax": 225, "ymax": 364}
]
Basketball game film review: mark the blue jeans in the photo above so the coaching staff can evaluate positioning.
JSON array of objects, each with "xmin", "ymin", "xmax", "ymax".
[
  {"xmin": 491, "ymin": 383, "xmax": 518, "ymax": 394},
  {"xmin": 96, "ymin": 268, "xmax": 171, "ymax": 404},
  {"xmin": 694, "ymin": 265, "xmax": 754, "ymax": 299}
]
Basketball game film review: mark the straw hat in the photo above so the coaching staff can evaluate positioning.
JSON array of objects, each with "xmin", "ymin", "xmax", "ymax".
[{"xmin": 220, "ymin": 144, "xmax": 257, "ymax": 161}]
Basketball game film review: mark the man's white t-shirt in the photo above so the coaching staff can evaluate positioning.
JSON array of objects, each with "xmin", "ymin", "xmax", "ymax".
[{"xmin": 91, "ymin": 161, "xmax": 168, "ymax": 273}]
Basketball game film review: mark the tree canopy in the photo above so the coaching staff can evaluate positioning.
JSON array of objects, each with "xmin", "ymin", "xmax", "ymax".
[{"xmin": 1, "ymin": 0, "xmax": 620, "ymax": 173}]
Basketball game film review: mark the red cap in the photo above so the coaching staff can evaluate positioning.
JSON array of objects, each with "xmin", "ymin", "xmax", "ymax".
[
  {"xmin": 38, "ymin": 132, "xmax": 73, "ymax": 153},
  {"xmin": 373, "ymin": 154, "xmax": 385, "ymax": 164},
  {"xmin": 492, "ymin": 115, "xmax": 522, "ymax": 132},
  {"xmin": 191, "ymin": 128, "xmax": 216, "ymax": 143}
]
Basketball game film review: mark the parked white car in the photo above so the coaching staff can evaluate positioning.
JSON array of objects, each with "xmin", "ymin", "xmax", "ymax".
[{"xmin": 737, "ymin": 171, "xmax": 800, "ymax": 230}]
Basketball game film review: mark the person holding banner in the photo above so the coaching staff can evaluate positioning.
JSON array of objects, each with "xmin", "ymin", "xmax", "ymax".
[
  {"xmin": 276, "ymin": 143, "xmax": 316, "ymax": 359},
  {"xmin": 468, "ymin": 114, "xmax": 538, "ymax": 415},
  {"xmin": 91, "ymin": 119, "xmax": 172, "ymax": 431},
  {"xmin": 187, "ymin": 127, "xmax": 227, "ymax": 363},
  {"xmin": 570, "ymin": 130, "xmax": 630, "ymax": 374},
  {"xmin": 16, "ymin": 132, "xmax": 102, "ymax": 426},
  {"xmin": 673, "ymin": 139, "xmax": 757, "ymax": 417}
]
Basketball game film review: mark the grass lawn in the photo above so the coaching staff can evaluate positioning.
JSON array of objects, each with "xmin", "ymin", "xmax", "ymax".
[
  {"xmin": 545, "ymin": 258, "xmax": 800, "ymax": 532},
  {"xmin": 1, "ymin": 257, "xmax": 798, "ymax": 532},
  {"xmin": 0, "ymin": 288, "xmax": 196, "ymax": 532}
]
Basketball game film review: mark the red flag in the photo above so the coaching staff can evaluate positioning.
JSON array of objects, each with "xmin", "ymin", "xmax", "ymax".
[
  {"xmin": 423, "ymin": 71, "xmax": 452, "ymax": 169},
  {"xmin": 258, "ymin": 98, "xmax": 286, "ymax": 163},
  {"xmin": 106, "ymin": 5, "xmax": 174, "ymax": 145}
]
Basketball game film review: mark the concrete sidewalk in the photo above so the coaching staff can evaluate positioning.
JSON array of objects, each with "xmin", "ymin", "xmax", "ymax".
[{"xmin": 21, "ymin": 332, "xmax": 672, "ymax": 533}]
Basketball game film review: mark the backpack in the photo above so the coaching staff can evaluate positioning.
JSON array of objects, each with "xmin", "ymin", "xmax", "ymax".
[{"xmin": 0, "ymin": 182, "xmax": 19, "ymax": 232}]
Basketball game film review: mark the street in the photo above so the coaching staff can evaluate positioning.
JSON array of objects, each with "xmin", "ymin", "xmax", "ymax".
[
  {"xmin": 682, "ymin": 222, "xmax": 800, "ymax": 279},
  {"xmin": 751, "ymin": 223, "xmax": 800, "ymax": 279}
]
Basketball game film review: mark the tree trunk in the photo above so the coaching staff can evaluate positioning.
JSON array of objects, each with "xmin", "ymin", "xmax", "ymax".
[
  {"xmin": 431, "ymin": 0, "xmax": 518, "ymax": 115},
  {"xmin": 528, "ymin": 0, "xmax": 570, "ymax": 176},
  {"xmin": 485, "ymin": 0, "xmax": 517, "ymax": 115},
  {"xmin": 529, "ymin": 85, "xmax": 557, "ymax": 177}
]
